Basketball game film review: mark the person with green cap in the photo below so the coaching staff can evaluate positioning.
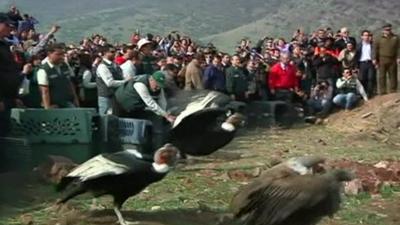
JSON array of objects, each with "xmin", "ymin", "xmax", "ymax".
[{"xmin": 113, "ymin": 70, "xmax": 175, "ymax": 123}]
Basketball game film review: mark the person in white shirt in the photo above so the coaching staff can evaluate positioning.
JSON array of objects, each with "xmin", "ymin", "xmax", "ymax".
[
  {"xmin": 96, "ymin": 45, "xmax": 129, "ymax": 115},
  {"xmin": 36, "ymin": 43, "xmax": 79, "ymax": 109},
  {"xmin": 120, "ymin": 50, "xmax": 141, "ymax": 79},
  {"xmin": 333, "ymin": 68, "xmax": 368, "ymax": 111},
  {"xmin": 356, "ymin": 29, "xmax": 376, "ymax": 97}
]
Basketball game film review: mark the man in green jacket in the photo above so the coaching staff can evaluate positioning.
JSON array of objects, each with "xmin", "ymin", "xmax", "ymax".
[
  {"xmin": 226, "ymin": 55, "xmax": 249, "ymax": 101},
  {"xmin": 373, "ymin": 23, "xmax": 400, "ymax": 94},
  {"xmin": 113, "ymin": 71, "xmax": 175, "ymax": 150},
  {"xmin": 113, "ymin": 71, "xmax": 175, "ymax": 123}
]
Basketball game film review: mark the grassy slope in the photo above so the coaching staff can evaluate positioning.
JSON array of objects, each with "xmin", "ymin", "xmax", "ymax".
[{"xmin": 2, "ymin": 0, "xmax": 400, "ymax": 50}]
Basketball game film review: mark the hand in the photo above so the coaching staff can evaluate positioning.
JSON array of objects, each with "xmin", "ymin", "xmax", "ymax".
[
  {"xmin": 74, "ymin": 99, "xmax": 80, "ymax": 107},
  {"xmin": 372, "ymin": 60, "xmax": 379, "ymax": 68},
  {"xmin": 397, "ymin": 58, "xmax": 400, "ymax": 65},
  {"xmin": 93, "ymin": 57, "xmax": 102, "ymax": 66},
  {"xmin": 50, "ymin": 25, "xmax": 61, "ymax": 34},
  {"xmin": 165, "ymin": 114, "xmax": 176, "ymax": 123},
  {"xmin": 270, "ymin": 89, "xmax": 276, "ymax": 95},
  {"xmin": 22, "ymin": 63, "xmax": 33, "ymax": 74},
  {"xmin": 244, "ymin": 92, "xmax": 250, "ymax": 99}
]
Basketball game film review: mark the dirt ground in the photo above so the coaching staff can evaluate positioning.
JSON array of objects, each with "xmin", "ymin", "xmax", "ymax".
[
  {"xmin": 1, "ymin": 96, "xmax": 400, "ymax": 225},
  {"xmin": 328, "ymin": 93, "xmax": 400, "ymax": 146}
]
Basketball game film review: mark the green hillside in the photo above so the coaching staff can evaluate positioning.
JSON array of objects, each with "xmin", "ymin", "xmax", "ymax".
[{"xmin": 2, "ymin": 0, "xmax": 400, "ymax": 51}]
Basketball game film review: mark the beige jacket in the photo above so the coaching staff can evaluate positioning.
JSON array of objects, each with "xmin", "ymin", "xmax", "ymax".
[{"xmin": 184, "ymin": 60, "xmax": 204, "ymax": 90}]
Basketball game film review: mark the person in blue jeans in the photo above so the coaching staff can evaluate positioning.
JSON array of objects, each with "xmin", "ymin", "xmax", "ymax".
[
  {"xmin": 306, "ymin": 80, "xmax": 333, "ymax": 119},
  {"xmin": 333, "ymin": 68, "xmax": 368, "ymax": 111}
]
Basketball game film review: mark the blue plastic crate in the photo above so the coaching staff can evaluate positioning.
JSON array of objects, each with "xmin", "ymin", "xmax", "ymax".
[
  {"xmin": 118, "ymin": 118, "xmax": 152, "ymax": 145},
  {"xmin": 98, "ymin": 115, "xmax": 152, "ymax": 145},
  {"xmin": 9, "ymin": 108, "xmax": 97, "ymax": 144}
]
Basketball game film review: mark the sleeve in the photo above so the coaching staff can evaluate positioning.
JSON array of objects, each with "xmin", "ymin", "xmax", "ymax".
[
  {"xmin": 356, "ymin": 79, "xmax": 368, "ymax": 101},
  {"xmin": 336, "ymin": 78, "xmax": 346, "ymax": 88},
  {"xmin": 133, "ymin": 82, "xmax": 168, "ymax": 117},
  {"xmin": 121, "ymin": 62, "xmax": 136, "ymax": 79},
  {"xmin": 157, "ymin": 89, "xmax": 168, "ymax": 112},
  {"xmin": 268, "ymin": 65, "xmax": 278, "ymax": 89},
  {"xmin": 225, "ymin": 69, "xmax": 234, "ymax": 94},
  {"xmin": 202, "ymin": 67, "xmax": 213, "ymax": 89},
  {"xmin": 373, "ymin": 39, "xmax": 379, "ymax": 60},
  {"xmin": 36, "ymin": 68, "xmax": 49, "ymax": 86},
  {"xmin": 337, "ymin": 49, "xmax": 346, "ymax": 62},
  {"xmin": 96, "ymin": 64, "xmax": 126, "ymax": 88},
  {"xmin": 82, "ymin": 70, "xmax": 97, "ymax": 89},
  {"xmin": 326, "ymin": 86, "xmax": 334, "ymax": 100},
  {"xmin": 312, "ymin": 56, "xmax": 322, "ymax": 67},
  {"xmin": 28, "ymin": 32, "xmax": 52, "ymax": 56}
]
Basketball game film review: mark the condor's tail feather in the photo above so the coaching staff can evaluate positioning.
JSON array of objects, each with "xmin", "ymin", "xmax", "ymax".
[
  {"xmin": 56, "ymin": 176, "xmax": 76, "ymax": 192},
  {"xmin": 57, "ymin": 185, "xmax": 86, "ymax": 204}
]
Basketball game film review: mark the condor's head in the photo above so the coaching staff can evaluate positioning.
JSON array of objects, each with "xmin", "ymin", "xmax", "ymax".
[
  {"xmin": 221, "ymin": 112, "xmax": 246, "ymax": 132},
  {"xmin": 153, "ymin": 143, "xmax": 179, "ymax": 167}
]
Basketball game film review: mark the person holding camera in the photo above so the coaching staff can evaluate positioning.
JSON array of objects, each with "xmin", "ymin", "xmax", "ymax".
[
  {"xmin": 305, "ymin": 81, "xmax": 333, "ymax": 121},
  {"xmin": 333, "ymin": 68, "xmax": 368, "ymax": 111}
]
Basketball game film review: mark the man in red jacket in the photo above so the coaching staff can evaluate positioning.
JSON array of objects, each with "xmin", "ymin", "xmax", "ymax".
[{"xmin": 268, "ymin": 53, "xmax": 299, "ymax": 102}]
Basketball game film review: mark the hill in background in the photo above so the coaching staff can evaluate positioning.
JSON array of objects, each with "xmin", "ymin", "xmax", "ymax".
[{"xmin": 2, "ymin": 0, "xmax": 399, "ymax": 52}]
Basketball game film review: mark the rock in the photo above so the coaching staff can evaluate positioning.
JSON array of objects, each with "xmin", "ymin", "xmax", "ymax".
[
  {"xmin": 251, "ymin": 167, "xmax": 262, "ymax": 177},
  {"xmin": 361, "ymin": 112, "xmax": 373, "ymax": 119},
  {"xmin": 20, "ymin": 214, "xmax": 34, "ymax": 225},
  {"xmin": 362, "ymin": 179, "xmax": 382, "ymax": 194},
  {"xmin": 34, "ymin": 155, "xmax": 77, "ymax": 184},
  {"xmin": 344, "ymin": 179, "xmax": 363, "ymax": 195},
  {"xmin": 151, "ymin": 206, "xmax": 161, "ymax": 211},
  {"xmin": 374, "ymin": 161, "xmax": 390, "ymax": 169},
  {"xmin": 227, "ymin": 170, "xmax": 254, "ymax": 182}
]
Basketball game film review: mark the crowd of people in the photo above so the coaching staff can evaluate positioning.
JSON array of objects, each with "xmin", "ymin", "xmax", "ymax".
[{"xmin": 1, "ymin": 4, "xmax": 400, "ymax": 135}]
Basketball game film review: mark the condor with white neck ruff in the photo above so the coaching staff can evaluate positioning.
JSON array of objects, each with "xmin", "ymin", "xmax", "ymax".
[
  {"xmin": 56, "ymin": 144, "xmax": 179, "ymax": 225},
  {"xmin": 168, "ymin": 107, "xmax": 245, "ymax": 156}
]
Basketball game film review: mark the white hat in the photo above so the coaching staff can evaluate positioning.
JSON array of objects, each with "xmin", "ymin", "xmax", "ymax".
[{"xmin": 137, "ymin": 38, "xmax": 153, "ymax": 51}]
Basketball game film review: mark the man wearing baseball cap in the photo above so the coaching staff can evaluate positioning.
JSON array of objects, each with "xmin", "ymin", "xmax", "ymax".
[
  {"xmin": 113, "ymin": 70, "xmax": 175, "ymax": 151},
  {"xmin": 373, "ymin": 23, "xmax": 400, "ymax": 94},
  {"xmin": 113, "ymin": 70, "xmax": 175, "ymax": 123},
  {"xmin": 0, "ymin": 12, "xmax": 21, "ymax": 136}
]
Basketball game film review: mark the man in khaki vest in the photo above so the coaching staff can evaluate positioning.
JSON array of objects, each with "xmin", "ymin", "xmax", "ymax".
[{"xmin": 373, "ymin": 23, "xmax": 400, "ymax": 94}]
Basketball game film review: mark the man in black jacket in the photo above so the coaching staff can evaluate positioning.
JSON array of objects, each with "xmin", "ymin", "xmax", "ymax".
[
  {"xmin": 334, "ymin": 27, "xmax": 357, "ymax": 51},
  {"xmin": 312, "ymin": 46, "xmax": 339, "ymax": 85},
  {"xmin": 0, "ymin": 13, "xmax": 22, "ymax": 136},
  {"xmin": 355, "ymin": 30, "xmax": 376, "ymax": 97}
]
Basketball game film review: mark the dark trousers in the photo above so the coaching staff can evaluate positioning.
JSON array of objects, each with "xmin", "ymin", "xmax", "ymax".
[
  {"xmin": 358, "ymin": 61, "xmax": 376, "ymax": 97},
  {"xmin": 378, "ymin": 58, "xmax": 398, "ymax": 94},
  {"xmin": 0, "ymin": 99, "xmax": 13, "ymax": 137},
  {"xmin": 273, "ymin": 90, "xmax": 295, "ymax": 103}
]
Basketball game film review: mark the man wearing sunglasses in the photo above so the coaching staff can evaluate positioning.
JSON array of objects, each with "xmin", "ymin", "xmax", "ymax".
[{"xmin": 373, "ymin": 23, "xmax": 400, "ymax": 95}]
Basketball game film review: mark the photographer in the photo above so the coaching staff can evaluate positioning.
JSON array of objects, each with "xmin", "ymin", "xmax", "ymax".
[
  {"xmin": 333, "ymin": 68, "xmax": 368, "ymax": 111},
  {"xmin": 305, "ymin": 81, "xmax": 333, "ymax": 121}
]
